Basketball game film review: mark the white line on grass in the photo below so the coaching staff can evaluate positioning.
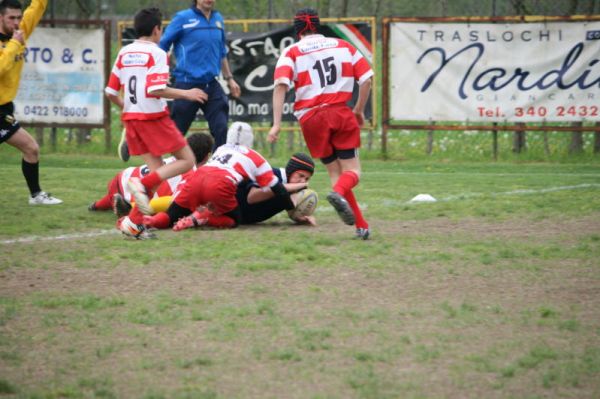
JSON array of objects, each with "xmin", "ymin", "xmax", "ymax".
[
  {"xmin": 2, "ymin": 183, "xmax": 599, "ymax": 245},
  {"xmin": 0, "ymin": 229, "xmax": 119, "ymax": 245},
  {"xmin": 362, "ymin": 170, "xmax": 600, "ymax": 177},
  {"xmin": 382, "ymin": 183, "xmax": 600, "ymax": 206}
]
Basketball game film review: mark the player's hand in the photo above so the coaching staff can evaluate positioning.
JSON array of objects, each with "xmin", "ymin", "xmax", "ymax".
[
  {"xmin": 267, "ymin": 125, "xmax": 280, "ymax": 143},
  {"xmin": 286, "ymin": 182, "xmax": 308, "ymax": 193},
  {"xmin": 228, "ymin": 79, "xmax": 241, "ymax": 98},
  {"xmin": 353, "ymin": 110, "xmax": 365, "ymax": 127},
  {"xmin": 187, "ymin": 88, "xmax": 208, "ymax": 103},
  {"xmin": 12, "ymin": 30, "xmax": 24, "ymax": 45},
  {"xmin": 295, "ymin": 215, "xmax": 317, "ymax": 226}
]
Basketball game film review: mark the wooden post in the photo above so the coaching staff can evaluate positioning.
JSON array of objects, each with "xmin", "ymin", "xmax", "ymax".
[
  {"xmin": 35, "ymin": 127, "xmax": 44, "ymax": 146},
  {"xmin": 594, "ymin": 122, "xmax": 600, "ymax": 154},
  {"xmin": 492, "ymin": 122, "xmax": 498, "ymax": 161},
  {"xmin": 426, "ymin": 121, "xmax": 435, "ymax": 155}
]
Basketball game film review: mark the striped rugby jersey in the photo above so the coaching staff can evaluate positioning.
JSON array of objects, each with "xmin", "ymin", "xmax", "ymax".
[
  {"xmin": 274, "ymin": 34, "xmax": 373, "ymax": 120},
  {"xmin": 204, "ymin": 144, "xmax": 278, "ymax": 189},
  {"xmin": 105, "ymin": 40, "xmax": 170, "ymax": 120}
]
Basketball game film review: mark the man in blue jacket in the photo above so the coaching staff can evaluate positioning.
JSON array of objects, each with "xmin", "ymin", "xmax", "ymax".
[{"xmin": 159, "ymin": 0, "xmax": 241, "ymax": 148}]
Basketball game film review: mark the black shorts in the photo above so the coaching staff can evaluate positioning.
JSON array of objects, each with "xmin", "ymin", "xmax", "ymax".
[{"xmin": 0, "ymin": 102, "xmax": 21, "ymax": 144}]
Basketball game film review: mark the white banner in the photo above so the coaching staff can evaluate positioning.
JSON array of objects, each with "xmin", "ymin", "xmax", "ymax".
[
  {"xmin": 389, "ymin": 21, "xmax": 600, "ymax": 122},
  {"xmin": 14, "ymin": 27, "xmax": 105, "ymax": 125}
]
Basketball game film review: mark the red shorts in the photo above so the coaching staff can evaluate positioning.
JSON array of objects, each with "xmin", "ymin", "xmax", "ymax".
[
  {"xmin": 124, "ymin": 116, "xmax": 187, "ymax": 157},
  {"xmin": 173, "ymin": 166, "xmax": 238, "ymax": 216},
  {"xmin": 299, "ymin": 104, "xmax": 361, "ymax": 159}
]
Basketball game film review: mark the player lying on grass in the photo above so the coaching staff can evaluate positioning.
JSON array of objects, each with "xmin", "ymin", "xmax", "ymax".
[
  {"xmin": 172, "ymin": 151, "xmax": 317, "ymax": 230},
  {"xmin": 115, "ymin": 149, "xmax": 316, "ymax": 238},
  {"xmin": 137, "ymin": 122, "xmax": 299, "ymax": 236},
  {"xmin": 88, "ymin": 132, "xmax": 214, "ymax": 217}
]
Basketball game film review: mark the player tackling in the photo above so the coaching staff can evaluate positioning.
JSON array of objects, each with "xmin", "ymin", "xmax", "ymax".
[{"xmin": 268, "ymin": 8, "xmax": 373, "ymax": 240}]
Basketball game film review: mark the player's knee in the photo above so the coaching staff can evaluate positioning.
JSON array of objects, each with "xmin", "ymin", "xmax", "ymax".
[{"xmin": 23, "ymin": 138, "xmax": 40, "ymax": 160}]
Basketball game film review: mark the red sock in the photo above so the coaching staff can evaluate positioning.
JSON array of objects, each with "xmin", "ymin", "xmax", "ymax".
[
  {"xmin": 129, "ymin": 206, "xmax": 144, "ymax": 225},
  {"xmin": 141, "ymin": 171, "xmax": 162, "ymax": 193},
  {"xmin": 207, "ymin": 214, "xmax": 236, "ymax": 228},
  {"xmin": 333, "ymin": 171, "xmax": 359, "ymax": 197},
  {"xmin": 345, "ymin": 190, "xmax": 368, "ymax": 229},
  {"xmin": 145, "ymin": 212, "xmax": 171, "ymax": 229},
  {"xmin": 93, "ymin": 194, "xmax": 113, "ymax": 210}
]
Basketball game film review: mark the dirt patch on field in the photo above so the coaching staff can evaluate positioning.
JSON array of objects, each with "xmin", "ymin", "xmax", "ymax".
[{"xmin": 1, "ymin": 214, "xmax": 599, "ymax": 398}]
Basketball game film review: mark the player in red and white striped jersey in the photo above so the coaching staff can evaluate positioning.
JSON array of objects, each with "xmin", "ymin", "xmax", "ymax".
[
  {"xmin": 88, "ymin": 132, "xmax": 213, "ymax": 216},
  {"xmin": 268, "ymin": 8, "xmax": 373, "ymax": 240},
  {"xmin": 105, "ymin": 8, "xmax": 208, "ymax": 217},
  {"xmin": 145, "ymin": 122, "xmax": 295, "ymax": 230}
]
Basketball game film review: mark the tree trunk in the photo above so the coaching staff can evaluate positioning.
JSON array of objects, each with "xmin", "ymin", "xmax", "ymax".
[
  {"xmin": 341, "ymin": 0, "xmax": 349, "ymax": 17},
  {"xmin": 319, "ymin": 0, "xmax": 331, "ymax": 17},
  {"xmin": 569, "ymin": 0, "xmax": 579, "ymax": 14}
]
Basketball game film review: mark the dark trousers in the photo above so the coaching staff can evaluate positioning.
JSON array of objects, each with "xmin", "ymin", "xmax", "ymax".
[{"xmin": 170, "ymin": 79, "xmax": 229, "ymax": 149}]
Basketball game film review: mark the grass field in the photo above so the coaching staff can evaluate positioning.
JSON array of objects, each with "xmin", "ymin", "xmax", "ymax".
[{"xmin": 1, "ymin": 149, "xmax": 599, "ymax": 398}]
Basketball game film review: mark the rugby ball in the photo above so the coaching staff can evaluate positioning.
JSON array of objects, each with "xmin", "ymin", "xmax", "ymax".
[{"xmin": 287, "ymin": 188, "xmax": 318, "ymax": 221}]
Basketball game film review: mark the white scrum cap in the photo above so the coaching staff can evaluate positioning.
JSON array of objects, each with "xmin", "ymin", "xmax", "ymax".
[{"xmin": 226, "ymin": 121, "xmax": 254, "ymax": 148}]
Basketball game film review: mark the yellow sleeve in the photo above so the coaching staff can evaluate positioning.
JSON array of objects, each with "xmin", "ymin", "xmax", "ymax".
[
  {"xmin": 0, "ymin": 40, "xmax": 24, "ymax": 75},
  {"xmin": 20, "ymin": 0, "xmax": 48, "ymax": 40}
]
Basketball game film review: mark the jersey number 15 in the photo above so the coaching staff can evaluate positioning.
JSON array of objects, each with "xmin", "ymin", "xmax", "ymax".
[{"xmin": 312, "ymin": 57, "xmax": 337, "ymax": 88}]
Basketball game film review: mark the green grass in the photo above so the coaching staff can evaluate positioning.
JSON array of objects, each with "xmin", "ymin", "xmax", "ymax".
[{"xmin": 0, "ymin": 148, "xmax": 599, "ymax": 398}]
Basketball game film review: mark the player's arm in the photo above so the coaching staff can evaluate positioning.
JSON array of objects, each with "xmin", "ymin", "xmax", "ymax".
[
  {"xmin": 147, "ymin": 50, "xmax": 208, "ymax": 103},
  {"xmin": 158, "ymin": 14, "xmax": 182, "ymax": 52},
  {"xmin": 104, "ymin": 61, "xmax": 125, "ymax": 109},
  {"xmin": 150, "ymin": 86, "xmax": 207, "ymax": 103},
  {"xmin": 352, "ymin": 77, "xmax": 372, "ymax": 127},
  {"xmin": 105, "ymin": 92, "xmax": 124, "ymax": 109},
  {"xmin": 268, "ymin": 83, "xmax": 287, "ymax": 143},
  {"xmin": 221, "ymin": 57, "xmax": 241, "ymax": 98},
  {"xmin": 20, "ymin": 0, "xmax": 47, "ymax": 39},
  {"xmin": 0, "ymin": 39, "xmax": 23, "ymax": 75}
]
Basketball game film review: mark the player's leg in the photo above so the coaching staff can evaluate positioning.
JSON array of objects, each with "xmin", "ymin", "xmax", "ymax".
[
  {"xmin": 127, "ymin": 118, "xmax": 194, "ymax": 214},
  {"xmin": 157, "ymin": 144, "xmax": 195, "ymax": 181},
  {"xmin": 117, "ymin": 127, "xmax": 130, "ymax": 162},
  {"xmin": 145, "ymin": 201, "xmax": 192, "ymax": 229},
  {"xmin": 6, "ymin": 128, "xmax": 62, "ymax": 205},
  {"xmin": 337, "ymin": 156, "xmax": 370, "ymax": 240},
  {"xmin": 322, "ymin": 156, "xmax": 355, "ymax": 226},
  {"xmin": 325, "ymin": 106, "xmax": 369, "ymax": 237},
  {"xmin": 89, "ymin": 174, "xmax": 120, "ymax": 211},
  {"xmin": 127, "ymin": 153, "xmax": 163, "ymax": 215},
  {"xmin": 170, "ymin": 82, "xmax": 203, "ymax": 136},
  {"xmin": 202, "ymin": 81, "xmax": 229, "ymax": 149}
]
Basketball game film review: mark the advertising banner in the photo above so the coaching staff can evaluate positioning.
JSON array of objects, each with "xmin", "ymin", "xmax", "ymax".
[
  {"xmin": 389, "ymin": 21, "xmax": 600, "ymax": 122},
  {"xmin": 15, "ymin": 27, "xmax": 106, "ymax": 125}
]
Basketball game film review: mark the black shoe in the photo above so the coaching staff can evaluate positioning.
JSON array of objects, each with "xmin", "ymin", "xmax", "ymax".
[
  {"xmin": 112, "ymin": 193, "xmax": 132, "ymax": 218},
  {"xmin": 118, "ymin": 128, "xmax": 130, "ymax": 162},
  {"xmin": 88, "ymin": 202, "xmax": 97, "ymax": 211},
  {"xmin": 355, "ymin": 227, "xmax": 370, "ymax": 240},
  {"xmin": 326, "ymin": 192, "xmax": 355, "ymax": 225}
]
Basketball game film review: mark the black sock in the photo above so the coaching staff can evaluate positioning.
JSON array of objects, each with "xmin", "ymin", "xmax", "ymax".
[{"xmin": 22, "ymin": 159, "xmax": 41, "ymax": 196}]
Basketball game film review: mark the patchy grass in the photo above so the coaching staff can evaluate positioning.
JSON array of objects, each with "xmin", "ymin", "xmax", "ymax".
[{"xmin": 0, "ymin": 154, "xmax": 599, "ymax": 398}]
